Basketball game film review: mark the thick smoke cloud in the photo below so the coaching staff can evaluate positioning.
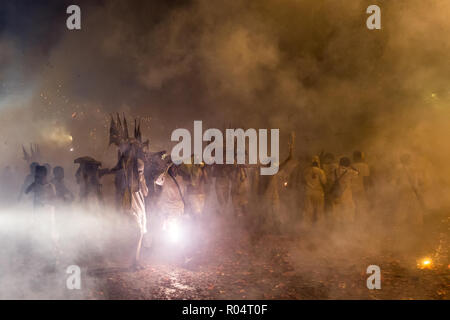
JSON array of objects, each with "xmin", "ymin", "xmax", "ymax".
[
  {"xmin": 0, "ymin": 0, "xmax": 449, "ymax": 299},
  {"xmin": 1, "ymin": 0, "xmax": 450, "ymax": 174}
]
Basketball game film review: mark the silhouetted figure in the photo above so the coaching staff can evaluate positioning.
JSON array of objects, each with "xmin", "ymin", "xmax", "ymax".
[
  {"xmin": 25, "ymin": 165, "xmax": 58, "ymax": 270},
  {"xmin": 74, "ymin": 157, "xmax": 107, "ymax": 207},
  {"xmin": 51, "ymin": 166, "xmax": 74, "ymax": 205},
  {"xmin": 18, "ymin": 162, "xmax": 39, "ymax": 202}
]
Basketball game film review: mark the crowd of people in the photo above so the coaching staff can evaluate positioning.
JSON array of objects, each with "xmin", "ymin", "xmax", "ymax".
[{"xmin": 0, "ymin": 139, "xmax": 431, "ymax": 271}]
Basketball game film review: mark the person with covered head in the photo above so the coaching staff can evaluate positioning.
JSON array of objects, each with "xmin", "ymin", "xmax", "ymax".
[{"xmin": 302, "ymin": 155, "xmax": 327, "ymax": 227}]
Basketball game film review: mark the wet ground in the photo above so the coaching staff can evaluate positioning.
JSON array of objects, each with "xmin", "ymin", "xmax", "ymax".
[
  {"xmin": 76, "ymin": 215, "xmax": 449, "ymax": 300},
  {"xmin": 1, "ymin": 211, "xmax": 448, "ymax": 300}
]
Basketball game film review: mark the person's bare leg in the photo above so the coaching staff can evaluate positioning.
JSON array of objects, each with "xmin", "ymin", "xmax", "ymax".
[
  {"xmin": 130, "ymin": 232, "xmax": 144, "ymax": 271},
  {"xmin": 135, "ymin": 233, "xmax": 143, "ymax": 263}
]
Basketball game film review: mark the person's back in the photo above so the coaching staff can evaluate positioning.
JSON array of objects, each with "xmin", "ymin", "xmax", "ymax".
[
  {"xmin": 51, "ymin": 178, "xmax": 67, "ymax": 199},
  {"xmin": 323, "ymin": 162, "xmax": 338, "ymax": 182},
  {"xmin": 335, "ymin": 165, "xmax": 358, "ymax": 201},
  {"xmin": 302, "ymin": 160, "xmax": 327, "ymax": 226},
  {"xmin": 76, "ymin": 161, "xmax": 103, "ymax": 206},
  {"xmin": 332, "ymin": 157, "xmax": 359, "ymax": 225}
]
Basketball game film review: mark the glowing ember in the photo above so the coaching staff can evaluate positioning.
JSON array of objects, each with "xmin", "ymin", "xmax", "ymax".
[
  {"xmin": 417, "ymin": 257, "xmax": 433, "ymax": 269},
  {"xmin": 283, "ymin": 181, "xmax": 288, "ymax": 187}
]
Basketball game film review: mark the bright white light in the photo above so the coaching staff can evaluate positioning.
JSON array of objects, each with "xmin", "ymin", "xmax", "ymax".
[
  {"xmin": 165, "ymin": 218, "xmax": 182, "ymax": 243},
  {"xmin": 69, "ymin": 147, "xmax": 74, "ymax": 152}
]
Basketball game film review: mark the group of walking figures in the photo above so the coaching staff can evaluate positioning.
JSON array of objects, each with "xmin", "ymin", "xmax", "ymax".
[{"xmin": 9, "ymin": 116, "xmax": 431, "ymax": 270}]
